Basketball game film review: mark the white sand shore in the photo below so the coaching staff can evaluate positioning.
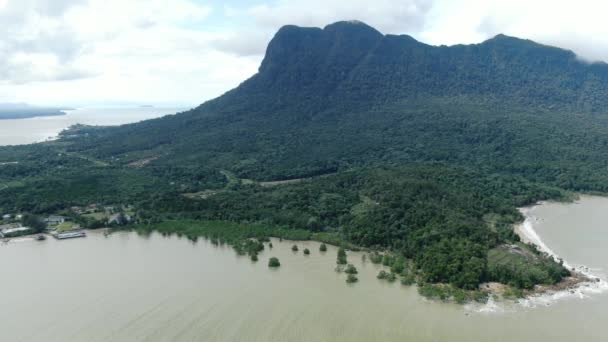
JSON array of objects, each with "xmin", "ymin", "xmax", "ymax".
[{"xmin": 514, "ymin": 203, "xmax": 608, "ymax": 307}]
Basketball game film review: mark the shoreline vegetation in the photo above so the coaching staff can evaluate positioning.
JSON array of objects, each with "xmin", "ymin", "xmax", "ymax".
[
  {"xmin": 115, "ymin": 196, "xmax": 588, "ymax": 305},
  {"xmin": 4, "ymin": 197, "xmax": 604, "ymax": 306},
  {"xmin": 0, "ymin": 163, "xmax": 583, "ymax": 305}
]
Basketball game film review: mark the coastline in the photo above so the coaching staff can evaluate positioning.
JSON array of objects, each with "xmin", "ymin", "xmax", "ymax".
[
  {"xmin": 0, "ymin": 111, "xmax": 67, "ymax": 120},
  {"xmin": 513, "ymin": 202, "xmax": 608, "ymax": 306}
]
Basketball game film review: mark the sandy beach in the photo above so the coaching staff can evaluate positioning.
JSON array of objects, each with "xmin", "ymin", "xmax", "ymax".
[{"xmin": 513, "ymin": 203, "xmax": 607, "ymax": 305}]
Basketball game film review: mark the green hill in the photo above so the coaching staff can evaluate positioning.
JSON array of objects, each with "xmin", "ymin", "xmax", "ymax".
[{"xmin": 56, "ymin": 21, "xmax": 608, "ymax": 187}]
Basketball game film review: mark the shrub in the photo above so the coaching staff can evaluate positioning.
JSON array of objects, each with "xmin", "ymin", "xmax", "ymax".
[
  {"xmin": 337, "ymin": 247, "xmax": 347, "ymax": 265},
  {"xmin": 345, "ymin": 264, "xmax": 358, "ymax": 274},
  {"xmin": 391, "ymin": 257, "xmax": 405, "ymax": 274},
  {"xmin": 369, "ymin": 252, "xmax": 383, "ymax": 264},
  {"xmin": 400, "ymin": 273, "xmax": 416, "ymax": 286},
  {"xmin": 268, "ymin": 257, "xmax": 280, "ymax": 267},
  {"xmin": 382, "ymin": 254, "xmax": 393, "ymax": 266}
]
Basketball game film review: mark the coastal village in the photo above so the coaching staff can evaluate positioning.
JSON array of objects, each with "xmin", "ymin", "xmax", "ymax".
[{"xmin": 0, "ymin": 204, "xmax": 133, "ymax": 241}]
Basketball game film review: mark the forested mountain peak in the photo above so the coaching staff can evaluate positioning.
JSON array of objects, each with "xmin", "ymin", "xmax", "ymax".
[
  {"xmin": 227, "ymin": 21, "xmax": 608, "ymax": 115},
  {"xmin": 45, "ymin": 21, "xmax": 608, "ymax": 186}
]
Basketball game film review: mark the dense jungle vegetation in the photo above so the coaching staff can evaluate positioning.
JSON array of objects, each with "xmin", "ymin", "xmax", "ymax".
[{"xmin": 2, "ymin": 21, "xmax": 608, "ymax": 292}]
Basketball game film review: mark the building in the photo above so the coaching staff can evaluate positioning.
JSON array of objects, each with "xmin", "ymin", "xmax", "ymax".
[
  {"xmin": 52, "ymin": 230, "xmax": 86, "ymax": 239},
  {"xmin": 45, "ymin": 215, "xmax": 67, "ymax": 225},
  {"xmin": 0, "ymin": 223, "xmax": 32, "ymax": 238},
  {"xmin": 0, "ymin": 223, "xmax": 20, "ymax": 231},
  {"xmin": 70, "ymin": 206, "xmax": 84, "ymax": 214}
]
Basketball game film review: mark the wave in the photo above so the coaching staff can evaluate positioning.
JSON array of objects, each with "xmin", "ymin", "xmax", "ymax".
[
  {"xmin": 469, "ymin": 203, "xmax": 608, "ymax": 313},
  {"xmin": 516, "ymin": 206, "xmax": 608, "ymax": 308}
]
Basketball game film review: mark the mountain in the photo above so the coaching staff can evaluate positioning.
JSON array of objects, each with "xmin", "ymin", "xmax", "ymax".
[
  {"xmin": 1, "ymin": 21, "xmax": 607, "ymax": 292},
  {"xmin": 57, "ymin": 21, "xmax": 608, "ymax": 187}
]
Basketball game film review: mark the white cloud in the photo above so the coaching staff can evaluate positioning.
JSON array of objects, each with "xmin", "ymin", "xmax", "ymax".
[
  {"xmin": 211, "ymin": 30, "xmax": 273, "ymax": 56},
  {"xmin": 0, "ymin": 0, "xmax": 260, "ymax": 106},
  {"xmin": 208, "ymin": 0, "xmax": 434, "ymax": 57},
  {"xmin": 3, "ymin": 0, "xmax": 608, "ymax": 107},
  {"xmin": 420, "ymin": 0, "xmax": 608, "ymax": 62},
  {"xmin": 248, "ymin": 0, "xmax": 433, "ymax": 33}
]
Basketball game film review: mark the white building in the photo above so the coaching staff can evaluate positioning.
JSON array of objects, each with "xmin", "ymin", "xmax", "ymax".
[
  {"xmin": 0, "ymin": 224, "xmax": 31, "ymax": 238},
  {"xmin": 45, "ymin": 215, "xmax": 67, "ymax": 225}
]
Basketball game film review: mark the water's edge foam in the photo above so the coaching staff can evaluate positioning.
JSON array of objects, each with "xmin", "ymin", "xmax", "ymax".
[
  {"xmin": 515, "ymin": 204, "xmax": 608, "ymax": 308},
  {"xmin": 468, "ymin": 201, "xmax": 608, "ymax": 313}
]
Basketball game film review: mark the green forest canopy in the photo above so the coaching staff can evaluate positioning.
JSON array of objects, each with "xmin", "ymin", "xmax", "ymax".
[{"xmin": 1, "ymin": 21, "xmax": 606, "ymax": 290}]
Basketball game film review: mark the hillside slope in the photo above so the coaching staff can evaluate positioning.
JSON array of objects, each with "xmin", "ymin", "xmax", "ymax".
[{"xmin": 57, "ymin": 21, "xmax": 608, "ymax": 189}]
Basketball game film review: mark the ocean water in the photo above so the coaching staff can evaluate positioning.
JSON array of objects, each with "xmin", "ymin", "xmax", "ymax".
[
  {"xmin": 1, "ymin": 197, "xmax": 608, "ymax": 342},
  {"xmin": 1, "ymin": 109, "xmax": 608, "ymax": 340},
  {"xmin": 0, "ymin": 107, "xmax": 188, "ymax": 146}
]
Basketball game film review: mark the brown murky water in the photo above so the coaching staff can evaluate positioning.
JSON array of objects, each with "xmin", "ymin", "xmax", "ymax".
[{"xmin": 1, "ymin": 197, "xmax": 608, "ymax": 341}]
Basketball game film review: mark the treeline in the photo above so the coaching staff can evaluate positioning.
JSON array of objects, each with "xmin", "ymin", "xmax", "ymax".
[{"xmin": 132, "ymin": 164, "xmax": 568, "ymax": 289}]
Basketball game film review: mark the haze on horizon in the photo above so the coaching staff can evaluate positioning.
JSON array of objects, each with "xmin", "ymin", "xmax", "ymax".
[{"xmin": 1, "ymin": 0, "xmax": 607, "ymax": 108}]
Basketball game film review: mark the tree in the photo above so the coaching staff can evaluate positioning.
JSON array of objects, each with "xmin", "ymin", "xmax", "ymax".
[
  {"xmin": 292, "ymin": 245, "xmax": 299, "ymax": 252},
  {"xmin": 22, "ymin": 214, "xmax": 47, "ymax": 234},
  {"xmin": 268, "ymin": 257, "xmax": 281, "ymax": 267},
  {"xmin": 391, "ymin": 257, "xmax": 405, "ymax": 274},
  {"xmin": 344, "ymin": 264, "xmax": 358, "ymax": 274},
  {"xmin": 303, "ymin": 248, "xmax": 310, "ymax": 255},
  {"xmin": 346, "ymin": 274, "xmax": 358, "ymax": 283},
  {"xmin": 337, "ymin": 247, "xmax": 347, "ymax": 265},
  {"xmin": 320, "ymin": 243, "xmax": 327, "ymax": 252}
]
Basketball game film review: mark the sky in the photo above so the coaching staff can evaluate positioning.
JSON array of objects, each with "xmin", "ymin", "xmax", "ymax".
[{"xmin": 1, "ymin": 0, "xmax": 608, "ymax": 107}]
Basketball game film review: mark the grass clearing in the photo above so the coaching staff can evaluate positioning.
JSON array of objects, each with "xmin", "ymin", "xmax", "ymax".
[
  {"xmin": 56, "ymin": 222, "xmax": 78, "ymax": 232},
  {"xmin": 82, "ymin": 212, "xmax": 108, "ymax": 220}
]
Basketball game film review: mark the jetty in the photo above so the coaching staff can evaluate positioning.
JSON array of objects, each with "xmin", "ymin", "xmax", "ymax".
[{"xmin": 52, "ymin": 230, "xmax": 86, "ymax": 240}]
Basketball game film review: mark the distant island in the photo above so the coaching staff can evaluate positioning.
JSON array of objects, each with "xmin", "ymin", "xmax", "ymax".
[{"xmin": 0, "ymin": 103, "xmax": 72, "ymax": 120}]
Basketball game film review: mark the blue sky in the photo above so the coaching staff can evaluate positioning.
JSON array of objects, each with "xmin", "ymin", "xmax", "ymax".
[{"xmin": 1, "ymin": 0, "xmax": 607, "ymax": 107}]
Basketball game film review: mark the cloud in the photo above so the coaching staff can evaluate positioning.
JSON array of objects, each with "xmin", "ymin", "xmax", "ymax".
[
  {"xmin": 0, "ymin": 0, "xmax": 89, "ymax": 84},
  {"xmin": 0, "ymin": 0, "xmax": 215, "ymax": 85},
  {"xmin": 0, "ymin": 0, "xmax": 262, "ymax": 106},
  {"xmin": 210, "ymin": 31, "xmax": 273, "ymax": 57},
  {"xmin": 3, "ymin": 0, "xmax": 608, "ymax": 107},
  {"xmin": 248, "ymin": 0, "xmax": 434, "ymax": 34},
  {"xmin": 208, "ymin": 0, "xmax": 435, "ymax": 57},
  {"xmin": 420, "ymin": 0, "xmax": 608, "ymax": 63},
  {"xmin": 477, "ymin": 0, "xmax": 608, "ymax": 63}
]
